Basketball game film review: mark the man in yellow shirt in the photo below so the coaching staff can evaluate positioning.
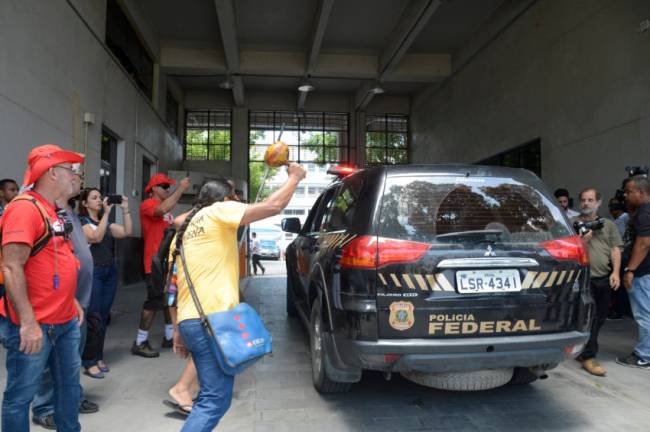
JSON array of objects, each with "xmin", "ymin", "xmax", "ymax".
[{"xmin": 169, "ymin": 163, "xmax": 306, "ymax": 430}]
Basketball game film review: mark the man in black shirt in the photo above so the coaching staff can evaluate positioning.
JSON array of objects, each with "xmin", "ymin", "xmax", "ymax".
[{"xmin": 617, "ymin": 175, "xmax": 650, "ymax": 370}]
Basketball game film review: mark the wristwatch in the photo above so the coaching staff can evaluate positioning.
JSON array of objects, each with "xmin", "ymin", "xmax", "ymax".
[{"xmin": 624, "ymin": 267, "xmax": 636, "ymax": 275}]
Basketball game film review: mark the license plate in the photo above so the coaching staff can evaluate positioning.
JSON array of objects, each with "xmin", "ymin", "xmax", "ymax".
[{"xmin": 455, "ymin": 269, "xmax": 522, "ymax": 294}]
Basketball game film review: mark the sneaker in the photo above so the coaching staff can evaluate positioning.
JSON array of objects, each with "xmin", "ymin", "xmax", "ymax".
[
  {"xmin": 161, "ymin": 337, "xmax": 173, "ymax": 348},
  {"xmin": 581, "ymin": 358, "xmax": 606, "ymax": 376},
  {"xmin": 33, "ymin": 414, "xmax": 56, "ymax": 430},
  {"xmin": 616, "ymin": 352, "xmax": 650, "ymax": 369},
  {"xmin": 79, "ymin": 399, "xmax": 99, "ymax": 414},
  {"xmin": 131, "ymin": 340, "xmax": 160, "ymax": 358}
]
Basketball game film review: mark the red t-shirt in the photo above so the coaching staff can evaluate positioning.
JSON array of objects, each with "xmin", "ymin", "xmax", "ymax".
[
  {"xmin": 140, "ymin": 198, "xmax": 173, "ymax": 274},
  {"xmin": 0, "ymin": 192, "xmax": 79, "ymax": 325}
]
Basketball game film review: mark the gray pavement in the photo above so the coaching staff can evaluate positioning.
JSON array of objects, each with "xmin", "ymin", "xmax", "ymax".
[{"xmin": 1, "ymin": 259, "xmax": 650, "ymax": 431}]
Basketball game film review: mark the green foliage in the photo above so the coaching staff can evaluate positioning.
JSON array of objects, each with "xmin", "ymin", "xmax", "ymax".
[{"xmin": 185, "ymin": 129, "xmax": 231, "ymax": 160}]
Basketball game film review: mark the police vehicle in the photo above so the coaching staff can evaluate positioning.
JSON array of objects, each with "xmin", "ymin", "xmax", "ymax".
[{"xmin": 282, "ymin": 164, "xmax": 592, "ymax": 393}]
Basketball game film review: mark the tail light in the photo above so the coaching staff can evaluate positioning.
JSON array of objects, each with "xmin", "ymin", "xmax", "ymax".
[
  {"xmin": 340, "ymin": 236, "xmax": 431, "ymax": 269},
  {"xmin": 540, "ymin": 235, "xmax": 589, "ymax": 265}
]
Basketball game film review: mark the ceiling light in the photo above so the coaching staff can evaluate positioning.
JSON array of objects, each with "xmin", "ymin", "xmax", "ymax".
[
  {"xmin": 370, "ymin": 83, "xmax": 384, "ymax": 94},
  {"xmin": 219, "ymin": 74, "xmax": 233, "ymax": 90},
  {"xmin": 298, "ymin": 80, "xmax": 315, "ymax": 92}
]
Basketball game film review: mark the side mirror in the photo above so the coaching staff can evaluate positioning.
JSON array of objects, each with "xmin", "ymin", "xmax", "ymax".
[{"xmin": 281, "ymin": 217, "xmax": 301, "ymax": 234}]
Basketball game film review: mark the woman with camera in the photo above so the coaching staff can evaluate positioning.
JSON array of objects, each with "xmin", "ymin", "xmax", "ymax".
[{"xmin": 79, "ymin": 187, "xmax": 132, "ymax": 378}]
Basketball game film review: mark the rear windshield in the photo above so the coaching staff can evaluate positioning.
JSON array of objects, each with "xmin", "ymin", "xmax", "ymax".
[
  {"xmin": 379, "ymin": 175, "xmax": 571, "ymax": 245},
  {"xmin": 261, "ymin": 240, "xmax": 276, "ymax": 247}
]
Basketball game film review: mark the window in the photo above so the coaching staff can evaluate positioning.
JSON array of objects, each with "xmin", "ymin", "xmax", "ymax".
[
  {"xmin": 477, "ymin": 139, "xmax": 541, "ymax": 178},
  {"xmin": 283, "ymin": 209, "xmax": 305, "ymax": 215},
  {"xmin": 184, "ymin": 110, "xmax": 232, "ymax": 161},
  {"xmin": 166, "ymin": 91, "xmax": 179, "ymax": 135},
  {"xmin": 323, "ymin": 175, "xmax": 364, "ymax": 232},
  {"xmin": 365, "ymin": 114, "xmax": 408, "ymax": 165},
  {"xmin": 100, "ymin": 128, "xmax": 118, "ymax": 196},
  {"xmin": 105, "ymin": 0, "xmax": 154, "ymax": 99},
  {"xmin": 249, "ymin": 111, "xmax": 350, "ymax": 164},
  {"xmin": 294, "ymin": 186, "xmax": 305, "ymax": 197}
]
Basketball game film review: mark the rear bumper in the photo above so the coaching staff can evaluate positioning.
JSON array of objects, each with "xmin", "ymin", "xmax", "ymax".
[{"xmin": 328, "ymin": 331, "xmax": 588, "ymax": 374}]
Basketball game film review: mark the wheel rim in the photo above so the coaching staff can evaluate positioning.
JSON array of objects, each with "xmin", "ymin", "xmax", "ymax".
[{"xmin": 311, "ymin": 311, "xmax": 323, "ymax": 379}]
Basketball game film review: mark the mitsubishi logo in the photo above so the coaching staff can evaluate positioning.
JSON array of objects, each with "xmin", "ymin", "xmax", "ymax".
[{"xmin": 484, "ymin": 245, "xmax": 496, "ymax": 257}]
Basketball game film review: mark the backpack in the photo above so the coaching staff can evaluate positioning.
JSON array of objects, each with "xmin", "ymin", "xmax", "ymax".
[
  {"xmin": 0, "ymin": 195, "xmax": 54, "ymax": 315},
  {"xmin": 150, "ymin": 227, "xmax": 177, "ymax": 296}
]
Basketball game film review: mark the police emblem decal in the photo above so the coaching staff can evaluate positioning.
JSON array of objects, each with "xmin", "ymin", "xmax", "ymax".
[{"xmin": 389, "ymin": 301, "xmax": 415, "ymax": 331}]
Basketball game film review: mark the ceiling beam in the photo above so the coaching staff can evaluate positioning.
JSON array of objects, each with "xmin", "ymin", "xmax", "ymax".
[
  {"xmin": 161, "ymin": 46, "xmax": 450, "ymax": 82},
  {"xmin": 299, "ymin": 0, "xmax": 334, "ymax": 110},
  {"xmin": 355, "ymin": 0, "xmax": 442, "ymax": 110},
  {"xmin": 378, "ymin": 0, "xmax": 443, "ymax": 80},
  {"xmin": 213, "ymin": 0, "xmax": 245, "ymax": 106}
]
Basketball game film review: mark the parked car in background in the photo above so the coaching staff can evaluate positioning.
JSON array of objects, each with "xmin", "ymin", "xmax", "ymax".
[
  {"xmin": 259, "ymin": 239, "xmax": 281, "ymax": 260},
  {"xmin": 282, "ymin": 164, "xmax": 593, "ymax": 393}
]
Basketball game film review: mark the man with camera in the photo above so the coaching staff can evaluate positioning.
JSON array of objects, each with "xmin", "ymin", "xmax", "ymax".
[
  {"xmin": 617, "ymin": 175, "xmax": 650, "ymax": 370},
  {"xmin": 0, "ymin": 145, "xmax": 85, "ymax": 431},
  {"xmin": 573, "ymin": 187, "xmax": 622, "ymax": 376}
]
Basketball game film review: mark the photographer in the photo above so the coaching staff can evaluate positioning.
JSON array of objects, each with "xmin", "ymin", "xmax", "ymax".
[{"xmin": 573, "ymin": 187, "xmax": 622, "ymax": 376}]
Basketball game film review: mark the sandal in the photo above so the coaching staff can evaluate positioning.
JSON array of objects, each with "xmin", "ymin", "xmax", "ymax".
[
  {"xmin": 84, "ymin": 366, "xmax": 105, "ymax": 379},
  {"xmin": 97, "ymin": 362, "xmax": 110, "ymax": 373},
  {"xmin": 163, "ymin": 399, "xmax": 192, "ymax": 416}
]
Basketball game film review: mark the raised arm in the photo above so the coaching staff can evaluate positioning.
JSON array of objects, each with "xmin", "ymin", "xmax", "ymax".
[
  {"xmin": 154, "ymin": 178, "xmax": 191, "ymax": 217},
  {"xmin": 83, "ymin": 199, "xmax": 113, "ymax": 244},
  {"xmin": 110, "ymin": 196, "xmax": 133, "ymax": 239}
]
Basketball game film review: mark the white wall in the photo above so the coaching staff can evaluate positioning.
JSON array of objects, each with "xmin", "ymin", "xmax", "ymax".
[
  {"xmin": 410, "ymin": 0, "xmax": 650, "ymax": 202},
  {"xmin": 0, "ymin": 0, "xmax": 184, "ymax": 237}
]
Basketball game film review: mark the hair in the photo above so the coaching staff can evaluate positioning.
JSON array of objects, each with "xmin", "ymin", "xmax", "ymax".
[
  {"xmin": 174, "ymin": 179, "xmax": 234, "ymax": 254},
  {"xmin": 579, "ymin": 187, "xmax": 601, "ymax": 201},
  {"xmin": 0, "ymin": 178, "xmax": 17, "ymax": 190},
  {"xmin": 554, "ymin": 188, "xmax": 570, "ymax": 199},
  {"xmin": 78, "ymin": 187, "xmax": 102, "ymax": 219},
  {"xmin": 630, "ymin": 175, "xmax": 650, "ymax": 195}
]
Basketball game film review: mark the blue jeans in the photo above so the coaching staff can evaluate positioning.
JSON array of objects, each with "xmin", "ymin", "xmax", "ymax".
[
  {"xmin": 629, "ymin": 274, "xmax": 650, "ymax": 362},
  {"xmin": 0, "ymin": 316, "xmax": 81, "ymax": 432},
  {"xmin": 83, "ymin": 264, "xmax": 118, "ymax": 367},
  {"xmin": 32, "ymin": 311, "xmax": 88, "ymax": 419},
  {"xmin": 179, "ymin": 319, "xmax": 234, "ymax": 432}
]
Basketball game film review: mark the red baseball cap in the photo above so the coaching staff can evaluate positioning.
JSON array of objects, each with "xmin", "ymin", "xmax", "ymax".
[
  {"xmin": 144, "ymin": 173, "xmax": 176, "ymax": 194},
  {"xmin": 22, "ymin": 144, "xmax": 85, "ymax": 187}
]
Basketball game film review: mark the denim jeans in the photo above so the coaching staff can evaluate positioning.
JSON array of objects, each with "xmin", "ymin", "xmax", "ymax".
[
  {"xmin": 629, "ymin": 274, "xmax": 650, "ymax": 362},
  {"xmin": 83, "ymin": 264, "xmax": 118, "ymax": 367},
  {"xmin": 179, "ymin": 319, "xmax": 234, "ymax": 432},
  {"xmin": 32, "ymin": 311, "xmax": 88, "ymax": 419},
  {"xmin": 0, "ymin": 316, "xmax": 81, "ymax": 432}
]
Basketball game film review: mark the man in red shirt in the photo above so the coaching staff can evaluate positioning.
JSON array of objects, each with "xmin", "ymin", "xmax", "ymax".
[
  {"xmin": 132, "ymin": 173, "xmax": 190, "ymax": 357},
  {"xmin": 0, "ymin": 145, "xmax": 84, "ymax": 432}
]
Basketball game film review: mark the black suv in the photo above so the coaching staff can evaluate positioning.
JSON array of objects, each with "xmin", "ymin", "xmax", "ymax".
[{"xmin": 282, "ymin": 164, "xmax": 592, "ymax": 393}]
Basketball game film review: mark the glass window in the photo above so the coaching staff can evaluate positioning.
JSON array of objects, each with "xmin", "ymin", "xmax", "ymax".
[
  {"xmin": 322, "ymin": 175, "xmax": 364, "ymax": 232},
  {"xmin": 365, "ymin": 114, "xmax": 408, "ymax": 166},
  {"xmin": 249, "ymin": 111, "xmax": 350, "ymax": 164},
  {"xmin": 477, "ymin": 139, "xmax": 541, "ymax": 178},
  {"xmin": 185, "ymin": 110, "xmax": 231, "ymax": 161},
  {"xmin": 105, "ymin": 0, "xmax": 154, "ymax": 99},
  {"xmin": 379, "ymin": 176, "xmax": 571, "ymax": 245}
]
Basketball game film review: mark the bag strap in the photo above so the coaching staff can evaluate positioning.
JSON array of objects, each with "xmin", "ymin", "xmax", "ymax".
[{"xmin": 178, "ymin": 241, "xmax": 216, "ymax": 339}]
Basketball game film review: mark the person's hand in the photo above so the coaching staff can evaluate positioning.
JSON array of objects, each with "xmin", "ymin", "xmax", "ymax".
[
  {"xmin": 581, "ymin": 229, "xmax": 593, "ymax": 242},
  {"xmin": 74, "ymin": 299, "xmax": 85, "ymax": 327},
  {"xmin": 180, "ymin": 177, "xmax": 192, "ymax": 190},
  {"xmin": 287, "ymin": 163, "xmax": 307, "ymax": 182},
  {"xmin": 120, "ymin": 196, "xmax": 129, "ymax": 211},
  {"xmin": 102, "ymin": 197, "xmax": 113, "ymax": 214},
  {"xmin": 19, "ymin": 320, "xmax": 43, "ymax": 355},
  {"xmin": 173, "ymin": 329, "xmax": 189, "ymax": 359},
  {"xmin": 609, "ymin": 272, "xmax": 621, "ymax": 291},
  {"xmin": 624, "ymin": 271, "xmax": 634, "ymax": 290}
]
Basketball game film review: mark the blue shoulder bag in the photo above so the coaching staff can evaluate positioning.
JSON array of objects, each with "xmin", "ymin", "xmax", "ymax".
[{"xmin": 179, "ymin": 243, "xmax": 272, "ymax": 375}]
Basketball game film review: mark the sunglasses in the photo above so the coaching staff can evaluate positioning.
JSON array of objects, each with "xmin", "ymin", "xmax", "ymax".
[{"xmin": 156, "ymin": 184, "xmax": 171, "ymax": 190}]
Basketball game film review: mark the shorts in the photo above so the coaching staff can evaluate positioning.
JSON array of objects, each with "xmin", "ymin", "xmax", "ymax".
[{"xmin": 143, "ymin": 273, "xmax": 166, "ymax": 311}]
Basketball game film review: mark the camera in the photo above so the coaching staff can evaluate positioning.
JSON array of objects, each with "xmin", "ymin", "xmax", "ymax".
[
  {"xmin": 573, "ymin": 217, "xmax": 605, "ymax": 236},
  {"xmin": 107, "ymin": 194, "xmax": 123, "ymax": 205},
  {"xmin": 614, "ymin": 166, "xmax": 649, "ymax": 203},
  {"xmin": 54, "ymin": 209, "xmax": 74, "ymax": 238}
]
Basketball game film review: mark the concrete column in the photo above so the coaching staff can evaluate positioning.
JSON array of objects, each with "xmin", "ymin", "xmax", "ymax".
[{"xmin": 231, "ymin": 106, "xmax": 249, "ymax": 183}]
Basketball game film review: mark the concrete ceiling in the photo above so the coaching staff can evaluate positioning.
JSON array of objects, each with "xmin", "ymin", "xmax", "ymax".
[{"xmin": 138, "ymin": 0, "xmax": 509, "ymax": 106}]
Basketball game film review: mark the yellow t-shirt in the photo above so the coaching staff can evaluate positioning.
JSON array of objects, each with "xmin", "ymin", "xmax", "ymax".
[{"xmin": 171, "ymin": 201, "xmax": 247, "ymax": 323}]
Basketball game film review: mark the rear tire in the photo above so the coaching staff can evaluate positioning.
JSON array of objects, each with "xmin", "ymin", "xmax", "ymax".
[
  {"xmin": 402, "ymin": 368, "xmax": 514, "ymax": 391},
  {"xmin": 286, "ymin": 270, "xmax": 298, "ymax": 317},
  {"xmin": 310, "ymin": 298, "xmax": 352, "ymax": 394},
  {"xmin": 508, "ymin": 367, "xmax": 539, "ymax": 385}
]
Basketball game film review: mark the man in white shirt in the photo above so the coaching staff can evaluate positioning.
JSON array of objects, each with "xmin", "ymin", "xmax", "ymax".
[
  {"xmin": 555, "ymin": 188, "xmax": 579, "ymax": 218},
  {"xmin": 251, "ymin": 232, "xmax": 265, "ymax": 275}
]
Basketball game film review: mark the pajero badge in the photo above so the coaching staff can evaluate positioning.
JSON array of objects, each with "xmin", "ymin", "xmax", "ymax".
[{"xmin": 389, "ymin": 301, "xmax": 415, "ymax": 331}]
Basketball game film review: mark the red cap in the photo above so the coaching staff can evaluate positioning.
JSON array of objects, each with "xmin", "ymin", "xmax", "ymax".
[
  {"xmin": 22, "ymin": 144, "xmax": 85, "ymax": 187},
  {"xmin": 144, "ymin": 173, "xmax": 176, "ymax": 194}
]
